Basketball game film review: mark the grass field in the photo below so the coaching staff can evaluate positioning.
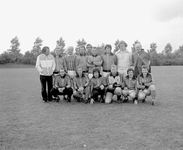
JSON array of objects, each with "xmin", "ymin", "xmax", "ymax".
[{"xmin": 0, "ymin": 66, "xmax": 183, "ymax": 150}]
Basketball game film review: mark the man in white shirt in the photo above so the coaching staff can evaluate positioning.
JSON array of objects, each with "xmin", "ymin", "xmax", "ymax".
[
  {"xmin": 115, "ymin": 40, "xmax": 132, "ymax": 77},
  {"xmin": 35, "ymin": 46, "xmax": 56, "ymax": 102}
]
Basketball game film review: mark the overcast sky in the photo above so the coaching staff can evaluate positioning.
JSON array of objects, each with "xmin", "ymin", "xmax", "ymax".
[{"xmin": 0, "ymin": 0, "xmax": 183, "ymax": 54}]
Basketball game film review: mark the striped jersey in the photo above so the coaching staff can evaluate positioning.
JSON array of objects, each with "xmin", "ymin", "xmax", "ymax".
[{"xmin": 64, "ymin": 54, "xmax": 77, "ymax": 71}]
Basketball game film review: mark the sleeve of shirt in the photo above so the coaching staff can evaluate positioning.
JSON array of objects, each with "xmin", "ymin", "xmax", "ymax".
[
  {"xmin": 63, "ymin": 56, "xmax": 67, "ymax": 72},
  {"xmin": 94, "ymin": 56, "xmax": 103, "ymax": 66},
  {"xmin": 90, "ymin": 79, "xmax": 94, "ymax": 93},
  {"xmin": 66, "ymin": 76, "xmax": 71, "ymax": 87},
  {"xmin": 73, "ymin": 77, "xmax": 77, "ymax": 90},
  {"xmin": 115, "ymin": 53, "xmax": 118, "ymax": 66},
  {"xmin": 55, "ymin": 76, "xmax": 59, "ymax": 88},
  {"xmin": 74, "ymin": 55, "xmax": 77, "ymax": 70},
  {"xmin": 35, "ymin": 55, "xmax": 42, "ymax": 73},
  {"xmin": 129, "ymin": 52, "xmax": 133, "ymax": 66},
  {"xmin": 76, "ymin": 56, "xmax": 79, "ymax": 67},
  {"xmin": 114, "ymin": 55, "xmax": 117, "ymax": 65},
  {"xmin": 87, "ymin": 56, "xmax": 94, "ymax": 67},
  {"xmin": 137, "ymin": 76, "xmax": 144, "ymax": 89},
  {"xmin": 52, "ymin": 56, "xmax": 56, "ymax": 71},
  {"xmin": 131, "ymin": 54, "xmax": 134, "ymax": 65}
]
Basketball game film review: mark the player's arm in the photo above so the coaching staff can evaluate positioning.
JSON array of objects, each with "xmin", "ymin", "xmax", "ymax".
[{"xmin": 137, "ymin": 76, "xmax": 145, "ymax": 89}]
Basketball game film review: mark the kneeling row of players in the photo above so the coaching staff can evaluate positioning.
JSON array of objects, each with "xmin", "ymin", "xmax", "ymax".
[{"xmin": 50, "ymin": 65, "xmax": 156, "ymax": 106}]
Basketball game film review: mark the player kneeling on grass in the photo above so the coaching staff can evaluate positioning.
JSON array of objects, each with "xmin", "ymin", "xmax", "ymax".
[
  {"xmin": 123, "ymin": 68, "xmax": 138, "ymax": 104},
  {"xmin": 90, "ymin": 68, "xmax": 106, "ymax": 103},
  {"xmin": 105, "ymin": 65, "xmax": 124, "ymax": 104},
  {"xmin": 50, "ymin": 68, "xmax": 73, "ymax": 102},
  {"xmin": 137, "ymin": 65, "xmax": 156, "ymax": 105},
  {"xmin": 73, "ymin": 67, "xmax": 90, "ymax": 103}
]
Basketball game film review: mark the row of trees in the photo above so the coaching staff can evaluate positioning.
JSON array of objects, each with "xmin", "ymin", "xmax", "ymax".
[{"xmin": 0, "ymin": 37, "xmax": 183, "ymax": 66}]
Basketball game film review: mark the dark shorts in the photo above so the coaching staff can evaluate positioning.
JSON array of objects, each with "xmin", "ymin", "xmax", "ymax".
[{"xmin": 53, "ymin": 71, "xmax": 59, "ymax": 74}]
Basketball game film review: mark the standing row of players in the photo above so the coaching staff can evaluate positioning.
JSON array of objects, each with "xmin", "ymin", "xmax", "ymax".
[{"xmin": 36, "ymin": 41, "xmax": 156, "ymax": 105}]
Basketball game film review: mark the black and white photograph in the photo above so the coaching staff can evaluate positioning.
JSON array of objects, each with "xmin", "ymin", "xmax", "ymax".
[{"xmin": 0, "ymin": 0, "xmax": 183, "ymax": 149}]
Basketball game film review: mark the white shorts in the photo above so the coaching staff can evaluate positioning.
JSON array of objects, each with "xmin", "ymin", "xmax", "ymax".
[
  {"xmin": 67, "ymin": 70, "xmax": 76, "ymax": 78},
  {"xmin": 118, "ymin": 68, "xmax": 128, "ymax": 76},
  {"xmin": 103, "ymin": 72, "xmax": 110, "ymax": 77}
]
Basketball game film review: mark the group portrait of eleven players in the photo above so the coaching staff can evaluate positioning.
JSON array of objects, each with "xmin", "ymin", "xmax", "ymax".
[{"xmin": 35, "ymin": 40, "xmax": 156, "ymax": 106}]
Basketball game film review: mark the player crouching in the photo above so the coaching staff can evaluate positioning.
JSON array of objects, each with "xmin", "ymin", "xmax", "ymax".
[
  {"xmin": 137, "ymin": 65, "xmax": 156, "ymax": 105},
  {"xmin": 72, "ymin": 67, "xmax": 90, "ymax": 103},
  {"xmin": 105, "ymin": 65, "xmax": 124, "ymax": 104},
  {"xmin": 123, "ymin": 68, "xmax": 138, "ymax": 104},
  {"xmin": 50, "ymin": 67, "xmax": 73, "ymax": 102},
  {"xmin": 90, "ymin": 68, "xmax": 106, "ymax": 103}
]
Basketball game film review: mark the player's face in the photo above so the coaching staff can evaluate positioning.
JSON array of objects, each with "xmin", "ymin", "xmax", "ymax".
[
  {"xmin": 55, "ymin": 49, "xmax": 61, "ymax": 56},
  {"xmin": 80, "ymin": 47, "xmax": 85, "ymax": 54},
  {"xmin": 111, "ymin": 67, "xmax": 117, "ymax": 75},
  {"xmin": 106, "ymin": 47, "xmax": 111, "ymax": 54},
  {"xmin": 119, "ymin": 43, "xmax": 126, "ymax": 51},
  {"xmin": 86, "ymin": 46, "xmax": 92, "ymax": 51},
  {"xmin": 128, "ymin": 70, "xmax": 134, "ymax": 78},
  {"xmin": 142, "ymin": 68, "xmax": 148, "ymax": 75},
  {"xmin": 60, "ymin": 69, "xmax": 65, "ymax": 76},
  {"xmin": 92, "ymin": 48, "xmax": 97, "ymax": 55},
  {"xmin": 45, "ymin": 48, "xmax": 50, "ymax": 56},
  {"xmin": 135, "ymin": 45, "xmax": 141, "ymax": 53},
  {"xmin": 94, "ymin": 71, "xmax": 99, "ymax": 78},
  {"xmin": 68, "ymin": 48, "xmax": 73, "ymax": 55}
]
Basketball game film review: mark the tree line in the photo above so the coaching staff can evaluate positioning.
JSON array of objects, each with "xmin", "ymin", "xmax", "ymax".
[{"xmin": 0, "ymin": 37, "xmax": 183, "ymax": 66}]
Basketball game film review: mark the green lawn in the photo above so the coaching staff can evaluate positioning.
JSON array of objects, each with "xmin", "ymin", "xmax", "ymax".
[{"xmin": 0, "ymin": 66, "xmax": 183, "ymax": 150}]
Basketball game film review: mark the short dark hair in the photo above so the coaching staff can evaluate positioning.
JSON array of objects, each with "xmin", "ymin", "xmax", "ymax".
[
  {"xmin": 42, "ymin": 46, "xmax": 49, "ymax": 53},
  {"xmin": 118, "ymin": 40, "xmax": 128, "ymax": 47},
  {"xmin": 127, "ymin": 68, "xmax": 134, "ymax": 74},
  {"xmin": 92, "ymin": 68, "xmax": 102, "ymax": 78},
  {"xmin": 105, "ymin": 44, "xmax": 112, "ymax": 50},
  {"xmin": 86, "ymin": 44, "xmax": 92, "ymax": 48},
  {"xmin": 141, "ymin": 65, "xmax": 148, "ymax": 70}
]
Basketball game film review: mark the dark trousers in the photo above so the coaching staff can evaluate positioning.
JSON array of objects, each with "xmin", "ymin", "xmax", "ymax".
[
  {"xmin": 40, "ymin": 75, "xmax": 53, "ymax": 100},
  {"xmin": 92, "ymin": 88, "xmax": 105, "ymax": 101},
  {"xmin": 51, "ymin": 87, "xmax": 73, "ymax": 98}
]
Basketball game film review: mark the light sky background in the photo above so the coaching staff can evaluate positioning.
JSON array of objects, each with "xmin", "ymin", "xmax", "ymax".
[{"xmin": 0, "ymin": 0, "xmax": 183, "ymax": 54}]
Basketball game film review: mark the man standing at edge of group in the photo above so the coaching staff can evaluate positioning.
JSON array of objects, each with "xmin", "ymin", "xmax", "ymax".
[
  {"xmin": 132, "ymin": 43, "xmax": 151, "ymax": 77},
  {"xmin": 35, "ymin": 46, "xmax": 56, "ymax": 102},
  {"xmin": 115, "ymin": 40, "xmax": 132, "ymax": 77}
]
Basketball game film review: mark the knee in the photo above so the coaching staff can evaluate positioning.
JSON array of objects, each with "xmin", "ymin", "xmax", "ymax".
[
  {"xmin": 129, "ymin": 91, "xmax": 136, "ymax": 99},
  {"xmin": 105, "ymin": 92, "xmax": 112, "ymax": 103},
  {"xmin": 138, "ymin": 91, "xmax": 146, "ymax": 100},
  {"xmin": 114, "ymin": 87, "xmax": 122, "ymax": 95},
  {"xmin": 112, "ymin": 95, "xmax": 118, "ymax": 101},
  {"xmin": 149, "ymin": 85, "xmax": 156, "ymax": 90},
  {"xmin": 122, "ymin": 90, "xmax": 128, "ymax": 97}
]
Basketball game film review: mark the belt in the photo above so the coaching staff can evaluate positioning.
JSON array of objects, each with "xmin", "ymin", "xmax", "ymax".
[
  {"xmin": 53, "ymin": 71, "xmax": 59, "ymax": 74},
  {"xmin": 103, "ymin": 70, "xmax": 111, "ymax": 72},
  {"xmin": 83, "ymin": 70, "xmax": 88, "ymax": 73}
]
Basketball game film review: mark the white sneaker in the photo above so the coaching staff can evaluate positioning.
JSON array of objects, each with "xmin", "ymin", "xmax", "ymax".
[
  {"xmin": 134, "ymin": 100, "xmax": 138, "ymax": 104},
  {"xmin": 90, "ymin": 98, "xmax": 94, "ymax": 104}
]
